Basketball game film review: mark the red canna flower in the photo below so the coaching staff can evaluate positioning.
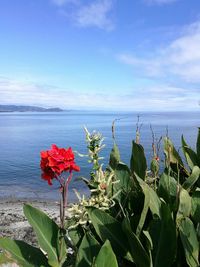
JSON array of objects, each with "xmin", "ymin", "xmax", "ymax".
[{"xmin": 40, "ymin": 144, "xmax": 80, "ymax": 185}]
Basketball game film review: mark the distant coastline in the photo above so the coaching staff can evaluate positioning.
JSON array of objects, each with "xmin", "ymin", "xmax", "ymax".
[{"xmin": 0, "ymin": 105, "xmax": 63, "ymax": 112}]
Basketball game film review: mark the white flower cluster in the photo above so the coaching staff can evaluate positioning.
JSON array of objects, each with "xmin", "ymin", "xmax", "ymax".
[{"xmin": 68, "ymin": 191, "xmax": 115, "ymax": 229}]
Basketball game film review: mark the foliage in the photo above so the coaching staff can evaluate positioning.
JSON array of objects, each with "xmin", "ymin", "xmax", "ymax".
[{"xmin": 0, "ymin": 126, "xmax": 200, "ymax": 267}]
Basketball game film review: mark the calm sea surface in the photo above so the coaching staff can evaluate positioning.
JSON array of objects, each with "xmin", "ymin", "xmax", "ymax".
[{"xmin": 0, "ymin": 111, "xmax": 199, "ymax": 201}]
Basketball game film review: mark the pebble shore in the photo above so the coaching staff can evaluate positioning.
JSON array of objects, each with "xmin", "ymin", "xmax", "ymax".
[{"xmin": 0, "ymin": 198, "xmax": 61, "ymax": 266}]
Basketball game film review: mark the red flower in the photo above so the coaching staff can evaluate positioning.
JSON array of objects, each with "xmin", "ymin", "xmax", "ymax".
[{"xmin": 40, "ymin": 144, "xmax": 80, "ymax": 185}]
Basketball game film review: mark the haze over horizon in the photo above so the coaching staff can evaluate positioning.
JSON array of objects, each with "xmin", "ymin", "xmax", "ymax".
[{"xmin": 1, "ymin": 0, "xmax": 200, "ymax": 111}]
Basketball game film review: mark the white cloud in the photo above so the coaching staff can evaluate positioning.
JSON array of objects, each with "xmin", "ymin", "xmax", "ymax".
[
  {"xmin": 0, "ymin": 77, "xmax": 199, "ymax": 111},
  {"xmin": 52, "ymin": 0, "xmax": 114, "ymax": 30},
  {"xmin": 145, "ymin": 0, "xmax": 178, "ymax": 5},
  {"xmin": 74, "ymin": 0, "xmax": 114, "ymax": 30},
  {"xmin": 118, "ymin": 20, "xmax": 200, "ymax": 82}
]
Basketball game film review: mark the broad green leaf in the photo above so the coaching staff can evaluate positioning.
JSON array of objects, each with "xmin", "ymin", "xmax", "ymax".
[
  {"xmin": 143, "ymin": 231, "xmax": 153, "ymax": 250},
  {"xmin": 182, "ymin": 166, "xmax": 200, "ymax": 191},
  {"xmin": 0, "ymin": 238, "xmax": 49, "ymax": 267},
  {"xmin": 130, "ymin": 141, "xmax": 147, "ymax": 180},
  {"xmin": 113, "ymin": 163, "xmax": 132, "ymax": 196},
  {"xmin": 143, "ymin": 231, "xmax": 153, "ymax": 267},
  {"xmin": 182, "ymin": 135, "xmax": 198, "ymax": 169},
  {"xmin": 148, "ymin": 187, "xmax": 161, "ymax": 218},
  {"xmin": 150, "ymin": 203, "xmax": 176, "ymax": 267},
  {"xmin": 68, "ymin": 224, "xmax": 84, "ymax": 248},
  {"xmin": 23, "ymin": 204, "xmax": 64, "ymax": 267},
  {"xmin": 164, "ymin": 137, "xmax": 183, "ymax": 165},
  {"xmin": 136, "ymin": 175, "xmax": 161, "ymax": 218},
  {"xmin": 122, "ymin": 218, "xmax": 150, "ymax": 267},
  {"xmin": 179, "ymin": 218, "xmax": 199, "ymax": 267},
  {"xmin": 191, "ymin": 191, "xmax": 200, "ymax": 224},
  {"xmin": 177, "ymin": 188, "xmax": 191, "ymax": 222},
  {"xmin": 86, "ymin": 207, "xmax": 132, "ymax": 262},
  {"xmin": 183, "ymin": 148, "xmax": 198, "ymax": 170},
  {"xmin": 158, "ymin": 173, "xmax": 177, "ymax": 206},
  {"xmin": 197, "ymin": 128, "xmax": 200, "ymax": 159},
  {"xmin": 136, "ymin": 184, "xmax": 150, "ymax": 236},
  {"xmin": 109, "ymin": 143, "xmax": 120, "ymax": 170},
  {"xmin": 76, "ymin": 232, "xmax": 100, "ymax": 267},
  {"xmin": 95, "ymin": 240, "xmax": 118, "ymax": 267}
]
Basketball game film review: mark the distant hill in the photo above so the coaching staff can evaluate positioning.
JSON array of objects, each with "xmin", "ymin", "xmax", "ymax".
[{"xmin": 0, "ymin": 105, "xmax": 63, "ymax": 112}]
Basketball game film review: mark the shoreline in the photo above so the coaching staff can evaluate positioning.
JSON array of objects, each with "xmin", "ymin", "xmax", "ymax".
[{"xmin": 0, "ymin": 198, "xmax": 61, "ymax": 248}]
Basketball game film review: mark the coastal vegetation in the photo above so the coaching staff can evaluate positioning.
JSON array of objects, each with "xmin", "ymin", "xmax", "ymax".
[{"xmin": 0, "ymin": 126, "xmax": 199, "ymax": 267}]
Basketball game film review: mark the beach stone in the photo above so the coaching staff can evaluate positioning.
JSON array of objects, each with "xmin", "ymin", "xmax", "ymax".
[{"xmin": 0, "ymin": 199, "xmax": 61, "ymax": 266}]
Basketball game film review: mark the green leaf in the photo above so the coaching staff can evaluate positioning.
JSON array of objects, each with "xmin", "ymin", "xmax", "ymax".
[
  {"xmin": 95, "ymin": 240, "xmax": 118, "ymax": 267},
  {"xmin": 149, "ymin": 188, "xmax": 161, "ymax": 218},
  {"xmin": 154, "ymin": 203, "xmax": 176, "ymax": 267},
  {"xmin": 23, "ymin": 204, "xmax": 64, "ymax": 267},
  {"xmin": 136, "ymin": 176, "xmax": 161, "ymax": 218},
  {"xmin": 164, "ymin": 137, "xmax": 183, "ymax": 165},
  {"xmin": 68, "ymin": 223, "xmax": 84, "ymax": 248},
  {"xmin": 143, "ymin": 231, "xmax": 153, "ymax": 251},
  {"xmin": 86, "ymin": 207, "xmax": 132, "ymax": 262},
  {"xmin": 177, "ymin": 188, "xmax": 191, "ymax": 222},
  {"xmin": 182, "ymin": 166, "xmax": 200, "ymax": 191},
  {"xmin": 150, "ymin": 203, "xmax": 176, "ymax": 267},
  {"xmin": 191, "ymin": 191, "xmax": 200, "ymax": 224},
  {"xmin": 179, "ymin": 218, "xmax": 199, "ymax": 267},
  {"xmin": 75, "ymin": 232, "xmax": 101, "ymax": 267},
  {"xmin": 122, "ymin": 218, "xmax": 150, "ymax": 267},
  {"xmin": 184, "ymin": 147, "xmax": 198, "ymax": 170},
  {"xmin": 136, "ymin": 184, "xmax": 150, "ymax": 236},
  {"xmin": 158, "ymin": 173, "xmax": 177, "ymax": 206},
  {"xmin": 130, "ymin": 141, "xmax": 147, "ymax": 180},
  {"xmin": 113, "ymin": 163, "xmax": 132, "ymax": 196},
  {"xmin": 197, "ymin": 128, "xmax": 200, "ymax": 159},
  {"xmin": 143, "ymin": 231, "xmax": 153, "ymax": 267},
  {"xmin": 0, "ymin": 238, "xmax": 49, "ymax": 267},
  {"xmin": 182, "ymin": 136, "xmax": 198, "ymax": 169},
  {"xmin": 109, "ymin": 143, "xmax": 120, "ymax": 170}
]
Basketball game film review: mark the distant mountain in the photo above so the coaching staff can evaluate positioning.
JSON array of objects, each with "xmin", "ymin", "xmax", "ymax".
[{"xmin": 0, "ymin": 105, "xmax": 63, "ymax": 112}]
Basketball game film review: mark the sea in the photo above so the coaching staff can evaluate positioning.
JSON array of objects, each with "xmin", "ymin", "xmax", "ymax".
[{"xmin": 0, "ymin": 111, "xmax": 199, "ymax": 202}]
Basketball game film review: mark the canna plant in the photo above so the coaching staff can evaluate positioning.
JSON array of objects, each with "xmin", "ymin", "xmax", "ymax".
[
  {"xmin": 71, "ymin": 127, "xmax": 200, "ymax": 267},
  {"xmin": 0, "ymin": 126, "xmax": 199, "ymax": 267}
]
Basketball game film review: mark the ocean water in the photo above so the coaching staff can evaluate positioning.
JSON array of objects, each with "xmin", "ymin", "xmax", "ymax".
[{"xmin": 0, "ymin": 111, "xmax": 199, "ymax": 202}]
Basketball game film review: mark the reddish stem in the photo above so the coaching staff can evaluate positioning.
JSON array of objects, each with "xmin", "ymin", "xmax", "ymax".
[{"xmin": 60, "ymin": 173, "xmax": 73, "ymax": 229}]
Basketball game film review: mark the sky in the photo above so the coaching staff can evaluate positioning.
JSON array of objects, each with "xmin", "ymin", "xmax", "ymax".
[{"xmin": 0, "ymin": 0, "xmax": 200, "ymax": 111}]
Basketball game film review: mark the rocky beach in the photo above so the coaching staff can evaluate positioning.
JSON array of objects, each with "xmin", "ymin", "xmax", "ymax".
[{"xmin": 0, "ymin": 198, "xmax": 61, "ymax": 266}]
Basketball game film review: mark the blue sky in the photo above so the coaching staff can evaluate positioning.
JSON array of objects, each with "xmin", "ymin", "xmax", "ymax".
[{"xmin": 0, "ymin": 0, "xmax": 200, "ymax": 111}]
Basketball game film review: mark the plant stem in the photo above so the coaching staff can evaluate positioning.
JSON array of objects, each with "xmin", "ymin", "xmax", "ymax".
[
  {"xmin": 59, "ymin": 178, "xmax": 66, "ymax": 229},
  {"xmin": 60, "ymin": 173, "xmax": 73, "ymax": 229}
]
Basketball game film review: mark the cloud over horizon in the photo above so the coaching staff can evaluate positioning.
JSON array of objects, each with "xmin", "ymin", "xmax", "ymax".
[{"xmin": 0, "ymin": 76, "xmax": 199, "ymax": 111}]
